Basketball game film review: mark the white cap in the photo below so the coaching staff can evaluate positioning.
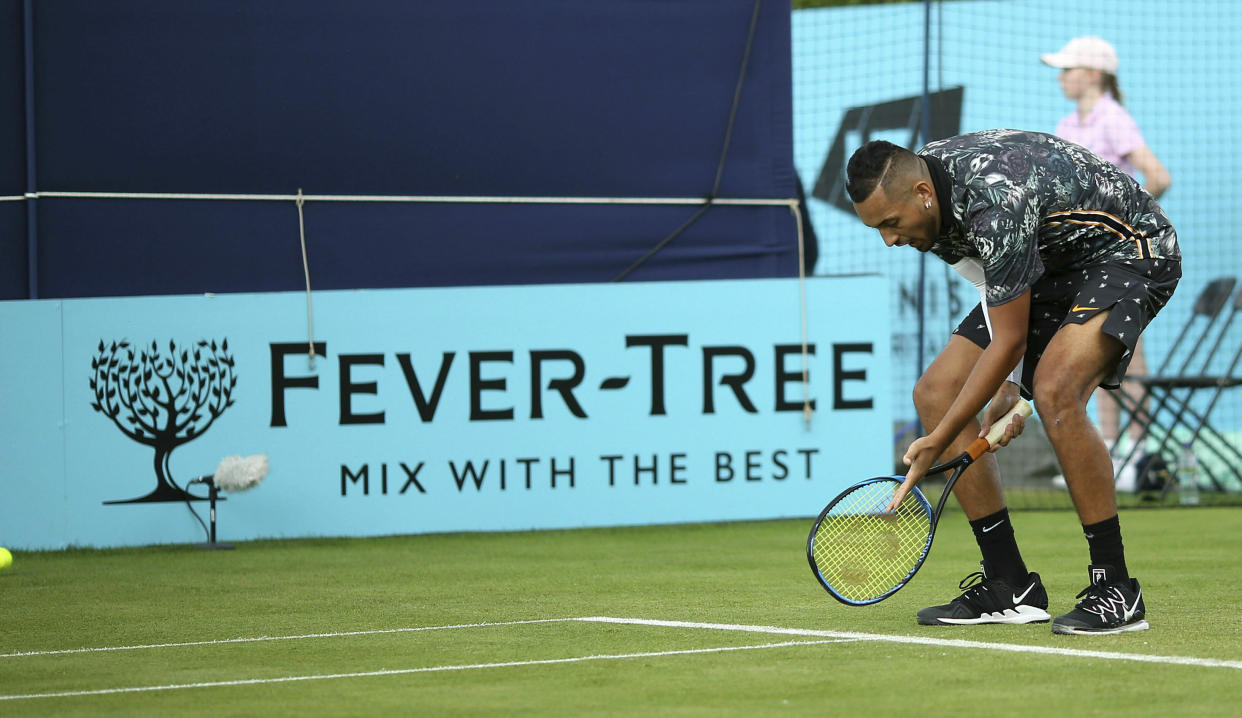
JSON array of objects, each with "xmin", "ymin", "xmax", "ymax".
[{"xmin": 1041, "ymin": 36, "xmax": 1119, "ymax": 74}]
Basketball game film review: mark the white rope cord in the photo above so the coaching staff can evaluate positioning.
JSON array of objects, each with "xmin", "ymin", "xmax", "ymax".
[
  {"xmin": 789, "ymin": 201, "xmax": 813, "ymax": 428},
  {"xmin": 30, "ymin": 190, "xmax": 793, "ymax": 207},
  {"xmin": 295, "ymin": 189, "xmax": 316, "ymax": 369}
]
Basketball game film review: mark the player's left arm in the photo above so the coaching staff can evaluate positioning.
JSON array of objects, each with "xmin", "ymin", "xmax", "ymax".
[{"xmin": 902, "ymin": 291, "xmax": 1030, "ymax": 482}]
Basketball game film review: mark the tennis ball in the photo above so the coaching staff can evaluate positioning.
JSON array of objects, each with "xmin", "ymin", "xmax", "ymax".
[{"xmin": 0, "ymin": 547, "xmax": 11, "ymax": 572}]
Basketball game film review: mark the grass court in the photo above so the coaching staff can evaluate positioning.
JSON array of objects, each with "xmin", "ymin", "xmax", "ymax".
[{"xmin": 2, "ymin": 507, "xmax": 1240, "ymax": 716}]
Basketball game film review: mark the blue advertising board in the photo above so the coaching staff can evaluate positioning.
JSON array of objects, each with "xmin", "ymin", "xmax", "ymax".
[{"xmin": 1, "ymin": 276, "xmax": 890, "ymax": 549}]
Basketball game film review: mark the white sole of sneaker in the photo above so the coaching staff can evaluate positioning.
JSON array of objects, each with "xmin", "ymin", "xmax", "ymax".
[
  {"xmin": 928, "ymin": 606, "xmax": 1053, "ymax": 625},
  {"xmin": 1051, "ymin": 619, "xmax": 1150, "ymax": 635}
]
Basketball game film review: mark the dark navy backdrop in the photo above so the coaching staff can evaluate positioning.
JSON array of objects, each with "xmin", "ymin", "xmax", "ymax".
[
  {"xmin": 3, "ymin": 1, "xmax": 796, "ymax": 299},
  {"xmin": 1, "ymin": 2, "xmax": 26, "ymax": 297}
]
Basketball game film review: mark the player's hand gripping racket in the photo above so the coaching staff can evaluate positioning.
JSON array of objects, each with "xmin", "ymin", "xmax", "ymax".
[{"xmin": 806, "ymin": 399, "xmax": 1034, "ymax": 606}]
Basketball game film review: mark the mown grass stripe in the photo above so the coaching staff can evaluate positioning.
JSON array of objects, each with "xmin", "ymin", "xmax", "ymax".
[
  {"xmin": 0, "ymin": 618, "xmax": 578, "ymax": 659},
  {"xmin": 0, "ymin": 639, "xmax": 848, "ymax": 702}
]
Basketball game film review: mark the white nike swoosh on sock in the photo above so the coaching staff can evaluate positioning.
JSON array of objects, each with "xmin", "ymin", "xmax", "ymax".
[
  {"xmin": 981, "ymin": 520, "xmax": 1005, "ymax": 533},
  {"xmin": 1012, "ymin": 581, "xmax": 1037, "ymax": 605}
]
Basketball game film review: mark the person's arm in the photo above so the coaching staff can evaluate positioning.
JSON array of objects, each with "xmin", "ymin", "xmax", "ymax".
[
  {"xmin": 953, "ymin": 257, "xmax": 1028, "ymax": 395},
  {"xmin": 892, "ymin": 290, "xmax": 1030, "ymax": 505},
  {"xmin": 1126, "ymin": 144, "xmax": 1171, "ymax": 199},
  {"xmin": 980, "ymin": 379, "xmax": 1025, "ymax": 450}
]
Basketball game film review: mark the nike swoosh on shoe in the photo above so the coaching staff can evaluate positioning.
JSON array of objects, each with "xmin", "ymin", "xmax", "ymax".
[{"xmin": 1123, "ymin": 587, "xmax": 1143, "ymax": 621}]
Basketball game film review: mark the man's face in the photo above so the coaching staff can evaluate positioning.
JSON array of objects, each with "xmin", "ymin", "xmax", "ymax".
[{"xmin": 852, "ymin": 184, "xmax": 938, "ymax": 252}]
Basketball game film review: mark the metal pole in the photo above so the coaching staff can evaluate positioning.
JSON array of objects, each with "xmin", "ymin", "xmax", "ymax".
[
  {"xmin": 209, "ymin": 483, "xmax": 218, "ymax": 544},
  {"xmin": 916, "ymin": 0, "xmax": 933, "ymax": 388},
  {"xmin": 22, "ymin": 0, "xmax": 38, "ymax": 298}
]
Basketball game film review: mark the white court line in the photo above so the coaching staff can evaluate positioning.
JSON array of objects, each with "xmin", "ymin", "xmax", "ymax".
[
  {"xmin": 0, "ymin": 618, "xmax": 575, "ymax": 659},
  {"xmin": 577, "ymin": 617, "xmax": 1242, "ymax": 671},
  {"xmin": 0, "ymin": 639, "xmax": 848, "ymax": 702},
  {"xmin": 6, "ymin": 615, "xmax": 1240, "ymax": 702}
]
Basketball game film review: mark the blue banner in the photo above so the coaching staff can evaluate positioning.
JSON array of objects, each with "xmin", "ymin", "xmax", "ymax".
[{"xmin": 1, "ymin": 276, "xmax": 890, "ymax": 549}]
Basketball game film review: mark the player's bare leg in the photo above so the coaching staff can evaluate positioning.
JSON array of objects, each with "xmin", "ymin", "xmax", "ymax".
[
  {"xmin": 1036, "ymin": 309, "xmax": 1150, "ymax": 634},
  {"xmin": 913, "ymin": 339, "xmax": 1049, "ymax": 626},
  {"xmin": 1031, "ymin": 312, "xmax": 1124, "ymax": 524}
]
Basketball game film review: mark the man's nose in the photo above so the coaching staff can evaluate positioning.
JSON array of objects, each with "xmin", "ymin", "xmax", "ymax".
[{"xmin": 881, "ymin": 230, "xmax": 900, "ymax": 247}]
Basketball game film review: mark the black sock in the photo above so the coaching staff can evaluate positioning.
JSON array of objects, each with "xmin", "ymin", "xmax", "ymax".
[
  {"xmin": 969, "ymin": 508, "xmax": 1028, "ymax": 585},
  {"xmin": 1083, "ymin": 515, "xmax": 1128, "ymax": 581}
]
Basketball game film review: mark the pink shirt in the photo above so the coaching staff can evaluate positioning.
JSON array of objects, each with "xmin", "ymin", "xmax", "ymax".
[{"xmin": 1054, "ymin": 93, "xmax": 1146, "ymax": 177}]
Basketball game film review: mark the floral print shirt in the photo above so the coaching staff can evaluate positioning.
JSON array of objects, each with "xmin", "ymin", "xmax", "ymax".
[{"xmin": 919, "ymin": 129, "xmax": 1178, "ymax": 306}]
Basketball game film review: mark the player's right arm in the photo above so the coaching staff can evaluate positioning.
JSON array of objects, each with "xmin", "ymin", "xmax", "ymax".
[
  {"xmin": 981, "ymin": 380, "xmax": 1025, "ymax": 450},
  {"xmin": 900, "ymin": 290, "xmax": 1029, "ymax": 492}
]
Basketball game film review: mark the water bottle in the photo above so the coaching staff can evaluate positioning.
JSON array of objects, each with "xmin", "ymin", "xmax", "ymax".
[{"xmin": 1177, "ymin": 442, "xmax": 1201, "ymax": 506}]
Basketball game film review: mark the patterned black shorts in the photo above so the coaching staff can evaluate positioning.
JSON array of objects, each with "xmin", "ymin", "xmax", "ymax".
[{"xmin": 953, "ymin": 258, "xmax": 1181, "ymax": 392}]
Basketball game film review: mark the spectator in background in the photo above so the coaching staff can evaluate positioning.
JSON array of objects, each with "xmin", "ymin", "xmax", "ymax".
[{"xmin": 1042, "ymin": 36, "xmax": 1172, "ymax": 482}]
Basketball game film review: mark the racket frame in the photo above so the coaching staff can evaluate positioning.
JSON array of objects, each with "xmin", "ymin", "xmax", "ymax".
[
  {"xmin": 805, "ymin": 455, "xmax": 970, "ymax": 606},
  {"xmin": 806, "ymin": 400, "xmax": 1033, "ymax": 606}
]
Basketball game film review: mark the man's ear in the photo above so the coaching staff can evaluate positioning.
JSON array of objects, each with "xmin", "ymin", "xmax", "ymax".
[{"xmin": 914, "ymin": 180, "xmax": 935, "ymax": 206}]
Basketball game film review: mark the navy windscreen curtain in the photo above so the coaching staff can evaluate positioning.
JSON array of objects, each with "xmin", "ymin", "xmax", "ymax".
[{"xmin": 3, "ymin": 0, "xmax": 797, "ymax": 299}]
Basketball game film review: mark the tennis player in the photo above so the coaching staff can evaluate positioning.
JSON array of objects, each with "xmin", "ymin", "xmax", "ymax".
[{"xmin": 846, "ymin": 130, "xmax": 1180, "ymax": 634}]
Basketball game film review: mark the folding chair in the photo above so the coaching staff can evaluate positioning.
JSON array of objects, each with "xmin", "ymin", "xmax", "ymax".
[
  {"xmin": 1111, "ymin": 276, "xmax": 1239, "ymax": 489},
  {"xmin": 1136, "ymin": 283, "xmax": 1242, "ymax": 492}
]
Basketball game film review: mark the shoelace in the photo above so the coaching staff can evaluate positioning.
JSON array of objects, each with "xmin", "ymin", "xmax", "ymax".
[
  {"xmin": 953, "ymin": 571, "xmax": 992, "ymax": 604},
  {"xmin": 1074, "ymin": 583, "xmax": 1126, "ymax": 618}
]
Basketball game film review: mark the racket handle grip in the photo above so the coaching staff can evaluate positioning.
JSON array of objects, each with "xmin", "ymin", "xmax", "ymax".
[{"xmin": 967, "ymin": 399, "xmax": 1034, "ymax": 460}]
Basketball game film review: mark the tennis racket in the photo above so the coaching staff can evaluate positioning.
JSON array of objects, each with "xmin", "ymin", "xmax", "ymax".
[{"xmin": 806, "ymin": 399, "xmax": 1034, "ymax": 606}]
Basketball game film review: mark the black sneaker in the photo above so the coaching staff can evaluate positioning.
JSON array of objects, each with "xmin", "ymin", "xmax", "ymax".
[
  {"xmin": 917, "ymin": 561, "xmax": 1052, "ymax": 625},
  {"xmin": 1052, "ymin": 564, "xmax": 1149, "ymax": 635}
]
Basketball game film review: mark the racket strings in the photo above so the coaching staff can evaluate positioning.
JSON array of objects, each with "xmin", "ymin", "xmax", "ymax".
[{"xmin": 810, "ymin": 481, "xmax": 932, "ymax": 603}]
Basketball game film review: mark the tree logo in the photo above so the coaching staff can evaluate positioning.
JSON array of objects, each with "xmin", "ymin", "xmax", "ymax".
[{"xmin": 90, "ymin": 339, "xmax": 237, "ymax": 504}]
